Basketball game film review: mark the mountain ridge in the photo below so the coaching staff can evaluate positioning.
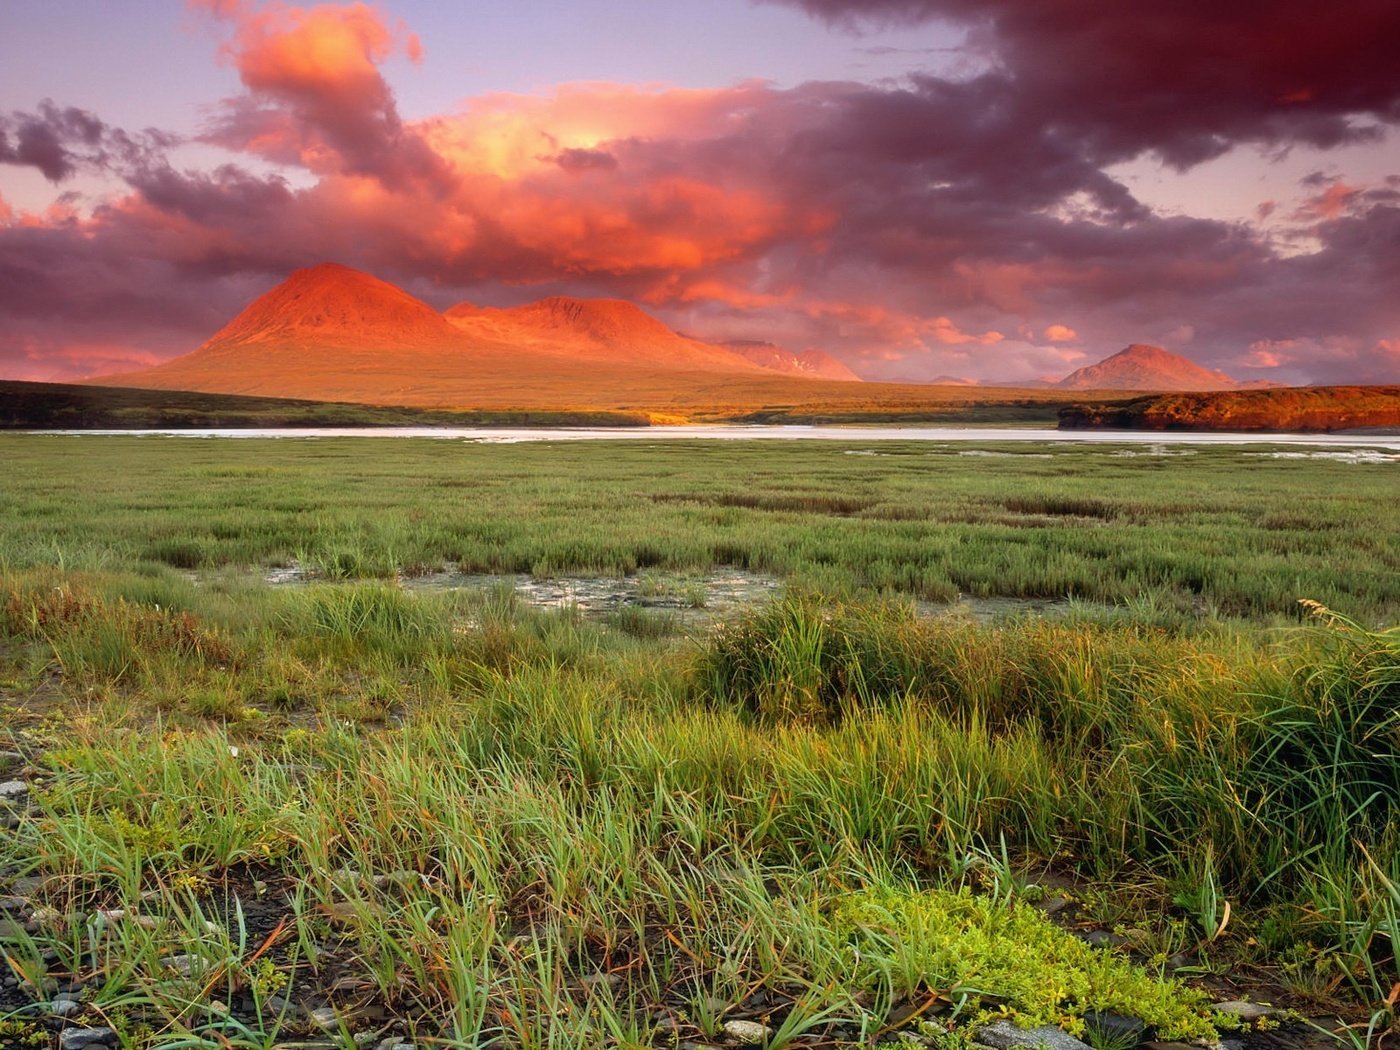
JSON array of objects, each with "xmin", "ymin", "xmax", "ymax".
[
  {"xmin": 720, "ymin": 340, "xmax": 863, "ymax": 382},
  {"xmin": 1058, "ymin": 344, "xmax": 1243, "ymax": 391}
]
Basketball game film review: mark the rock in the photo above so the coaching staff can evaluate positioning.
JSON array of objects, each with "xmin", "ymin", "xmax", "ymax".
[
  {"xmin": 51, "ymin": 997, "xmax": 82, "ymax": 1016},
  {"xmin": 0, "ymin": 895, "xmax": 26, "ymax": 913},
  {"xmin": 60, "ymin": 1028, "xmax": 117, "ymax": 1050},
  {"xmin": 1075, "ymin": 929, "xmax": 1127, "ymax": 949},
  {"xmin": 0, "ymin": 781, "xmax": 28, "ymax": 801},
  {"xmin": 1213, "ymin": 1000, "xmax": 1276, "ymax": 1022},
  {"xmin": 0, "ymin": 917, "xmax": 26, "ymax": 939},
  {"xmin": 1036, "ymin": 896, "xmax": 1074, "ymax": 917},
  {"xmin": 0, "ymin": 750, "xmax": 24, "ymax": 773},
  {"xmin": 162, "ymin": 954, "xmax": 194, "ymax": 976},
  {"xmin": 1142, "ymin": 1043, "xmax": 1200, "ymax": 1050},
  {"xmin": 721, "ymin": 1019, "xmax": 774, "ymax": 1045},
  {"xmin": 309, "ymin": 1007, "xmax": 341, "ymax": 1029},
  {"xmin": 375, "ymin": 1040, "xmax": 414, "ymax": 1050},
  {"xmin": 1082, "ymin": 1011, "xmax": 1146, "ymax": 1045},
  {"xmin": 977, "ymin": 1020, "xmax": 1093, "ymax": 1050}
]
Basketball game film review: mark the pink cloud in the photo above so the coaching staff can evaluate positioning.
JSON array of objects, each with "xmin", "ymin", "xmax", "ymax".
[
  {"xmin": 196, "ymin": 0, "xmax": 443, "ymax": 188},
  {"xmin": 2, "ymin": 1, "xmax": 1399, "ymax": 385}
]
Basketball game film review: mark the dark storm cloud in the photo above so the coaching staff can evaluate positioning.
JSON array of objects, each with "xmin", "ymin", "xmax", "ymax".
[
  {"xmin": 0, "ymin": 100, "xmax": 176, "ymax": 182},
  {"xmin": 765, "ymin": 0, "xmax": 1400, "ymax": 165}
]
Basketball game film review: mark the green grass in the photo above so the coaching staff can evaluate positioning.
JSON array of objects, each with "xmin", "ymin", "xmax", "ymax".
[
  {"xmin": 0, "ymin": 379, "xmax": 652, "ymax": 429},
  {"xmin": 2, "ymin": 435, "xmax": 1399, "ymax": 620},
  {"xmin": 2, "ymin": 434, "xmax": 1399, "ymax": 1047}
]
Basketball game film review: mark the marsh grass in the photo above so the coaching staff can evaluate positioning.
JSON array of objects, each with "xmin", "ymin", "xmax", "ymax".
[
  {"xmin": 3, "ymin": 435, "xmax": 1399, "ymax": 619},
  {"xmin": 2, "ymin": 436, "xmax": 1399, "ymax": 1045},
  {"xmin": 3, "ymin": 582, "xmax": 1397, "ymax": 1043}
]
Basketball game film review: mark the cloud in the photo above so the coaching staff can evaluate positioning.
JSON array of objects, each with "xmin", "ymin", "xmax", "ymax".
[
  {"xmin": 2, "ymin": 2, "xmax": 1399, "ymax": 384},
  {"xmin": 763, "ymin": 0, "xmax": 1400, "ymax": 166},
  {"xmin": 195, "ymin": 0, "xmax": 446, "ymax": 190},
  {"xmin": 0, "ymin": 100, "xmax": 175, "ymax": 182}
]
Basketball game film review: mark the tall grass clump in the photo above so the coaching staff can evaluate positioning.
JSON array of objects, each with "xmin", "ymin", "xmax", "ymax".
[{"xmin": 1252, "ymin": 601, "xmax": 1400, "ymax": 847}]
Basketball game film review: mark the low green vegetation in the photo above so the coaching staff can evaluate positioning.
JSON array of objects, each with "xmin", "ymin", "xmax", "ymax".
[
  {"xmin": 0, "ymin": 380, "xmax": 652, "ymax": 430},
  {"xmin": 1, "ymin": 434, "xmax": 1398, "ymax": 1047},
  {"xmin": 2, "ymin": 435, "xmax": 1399, "ymax": 619}
]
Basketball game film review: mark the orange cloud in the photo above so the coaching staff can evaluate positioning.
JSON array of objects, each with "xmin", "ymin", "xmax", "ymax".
[
  {"xmin": 1043, "ymin": 323, "xmax": 1078, "ymax": 342},
  {"xmin": 1292, "ymin": 181, "xmax": 1359, "ymax": 222},
  {"xmin": 196, "ymin": 0, "xmax": 440, "ymax": 187}
]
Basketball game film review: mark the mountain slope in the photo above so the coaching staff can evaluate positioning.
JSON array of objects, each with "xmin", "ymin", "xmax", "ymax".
[
  {"xmin": 1058, "ymin": 344, "xmax": 1241, "ymax": 391},
  {"xmin": 90, "ymin": 262, "xmax": 1075, "ymax": 414},
  {"xmin": 445, "ymin": 297, "xmax": 770, "ymax": 373},
  {"xmin": 99, "ymin": 263, "xmax": 478, "ymax": 398},
  {"xmin": 721, "ymin": 340, "xmax": 862, "ymax": 381}
]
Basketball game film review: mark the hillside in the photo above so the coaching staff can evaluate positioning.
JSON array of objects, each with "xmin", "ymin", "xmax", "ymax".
[
  {"xmin": 445, "ymin": 297, "xmax": 770, "ymax": 373},
  {"xmin": 721, "ymin": 340, "xmax": 863, "ymax": 381},
  {"xmin": 1059, "ymin": 385, "xmax": 1400, "ymax": 432},
  {"xmin": 89, "ymin": 263, "xmax": 1093, "ymax": 419},
  {"xmin": 1059, "ymin": 344, "xmax": 1242, "ymax": 391}
]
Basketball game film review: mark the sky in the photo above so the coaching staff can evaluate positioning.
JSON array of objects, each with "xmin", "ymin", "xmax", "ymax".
[{"xmin": 1, "ymin": 0, "xmax": 1398, "ymax": 385}]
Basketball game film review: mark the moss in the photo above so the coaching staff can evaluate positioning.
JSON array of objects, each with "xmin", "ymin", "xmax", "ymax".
[
  {"xmin": 831, "ymin": 886, "xmax": 1223, "ymax": 1041},
  {"xmin": 0, "ymin": 1019, "xmax": 48, "ymax": 1048}
]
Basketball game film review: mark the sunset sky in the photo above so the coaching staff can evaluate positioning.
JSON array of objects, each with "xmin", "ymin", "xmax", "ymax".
[{"xmin": 2, "ymin": 0, "xmax": 1398, "ymax": 385}]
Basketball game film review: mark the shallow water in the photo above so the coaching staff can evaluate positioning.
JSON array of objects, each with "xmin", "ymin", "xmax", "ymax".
[
  {"xmin": 257, "ymin": 563, "xmax": 1073, "ymax": 625},
  {"xmin": 33, "ymin": 424, "xmax": 1400, "ymax": 449},
  {"xmin": 264, "ymin": 564, "xmax": 782, "ymax": 619}
]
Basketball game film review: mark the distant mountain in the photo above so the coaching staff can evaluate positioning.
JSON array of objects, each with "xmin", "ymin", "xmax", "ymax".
[
  {"xmin": 720, "ymin": 340, "xmax": 862, "ymax": 382},
  {"xmin": 92, "ymin": 262, "xmax": 1073, "ymax": 412},
  {"xmin": 927, "ymin": 374, "xmax": 981, "ymax": 387},
  {"xmin": 194, "ymin": 262, "xmax": 461, "ymax": 355},
  {"xmin": 96, "ymin": 263, "xmax": 474, "ymax": 398},
  {"xmin": 1058, "ymin": 344, "xmax": 1242, "ymax": 391},
  {"xmin": 97, "ymin": 263, "xmax": 783, "ymax": 401},
  {"xmin": 446, "ymin": 297, "xmax": 768, "ymax": 373}
]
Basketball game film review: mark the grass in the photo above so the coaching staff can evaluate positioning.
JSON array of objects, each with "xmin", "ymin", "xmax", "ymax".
[
  {"xmin": 0, "ymin": 380, "xmax": 655, "ymax": 430},
  {"xmin": 2, "ymin": 435, "xmax": 1399, "ymax": 620},
  {"xmin": 1, "ymin": 434, "xmax": 1398, "ymax": 1047}
]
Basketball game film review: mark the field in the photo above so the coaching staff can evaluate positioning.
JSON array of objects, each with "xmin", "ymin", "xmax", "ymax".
[
  {"xmin": 0, "ymin": 379, "xmax": 1100, "ymax": 429},
  {"xmin": 2, "ymin": 435, "xmax": 1399, "ymax": 1050}
]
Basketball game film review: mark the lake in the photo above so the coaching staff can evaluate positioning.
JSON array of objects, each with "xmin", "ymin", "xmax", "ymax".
[{"xmin": 31, "ymin": 424, "xmax": 1400, "ymax": 449}]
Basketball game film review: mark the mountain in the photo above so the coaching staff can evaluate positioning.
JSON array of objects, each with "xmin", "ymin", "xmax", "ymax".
[
  {"xmin": 720, "ymin": 340, "xmax": 862, "ymax": 382},
  {"xmin": 92, "ymin": 262, "xmax": 1074, "ymax": 414},
  {"xmin": 192, "ymin": 262, "xmax": 461, "ymax": 355},
  {"xmin": 1058, "ymin": 344, "xmax": 1242, "ymax": 391},
  {"xmin": 96, "ymin": 263, "xmax": 476, "ymax": 400},
  {"xmin": 446, "ymin": 297, "xmax": 769, "ymax": 374}
]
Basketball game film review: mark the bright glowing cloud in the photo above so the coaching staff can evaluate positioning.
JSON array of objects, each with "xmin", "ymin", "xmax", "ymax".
[{"xmin": 2, "ymin": 0, "xmax": 1399, "ymax": 384}]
